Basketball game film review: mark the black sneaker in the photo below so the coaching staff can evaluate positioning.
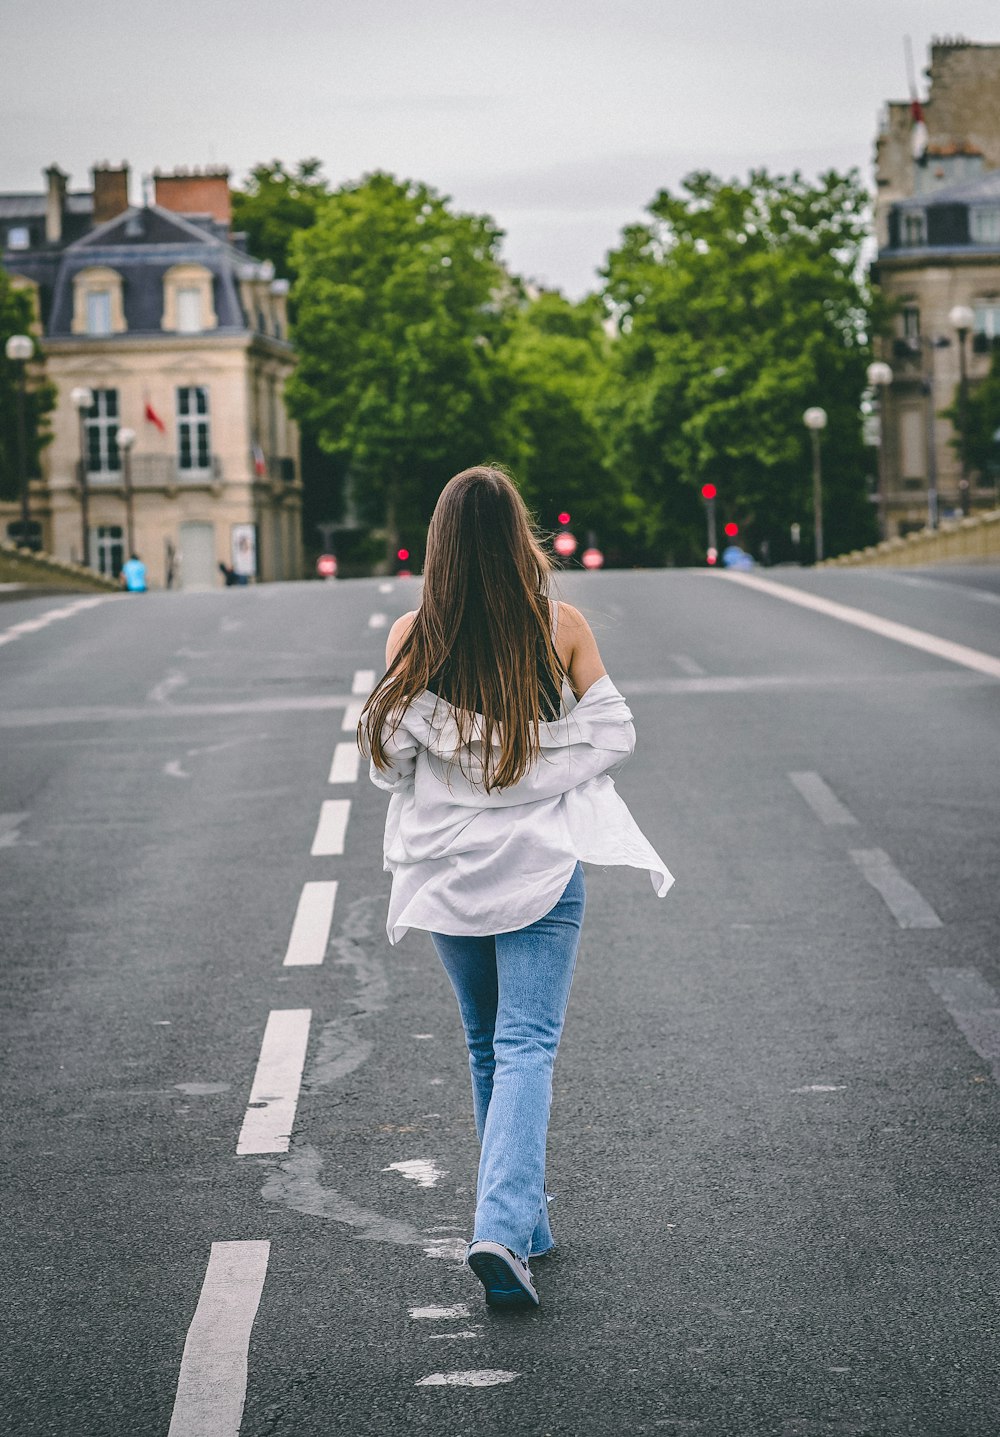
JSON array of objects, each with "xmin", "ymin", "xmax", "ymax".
[{"xmin": 466, "ymin": 1240, "xmax": 540, "ymax": 1308}]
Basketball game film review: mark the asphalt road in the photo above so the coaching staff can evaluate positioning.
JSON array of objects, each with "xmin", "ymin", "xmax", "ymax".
[{"xmin": 2, "ymin": 565, "xmax": 998, "ymax": 1437}]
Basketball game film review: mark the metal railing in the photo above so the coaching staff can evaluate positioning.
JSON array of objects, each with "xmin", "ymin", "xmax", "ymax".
[{"xmin": 87, "ymin": 454, "xmax": 224, "ymax": 486}]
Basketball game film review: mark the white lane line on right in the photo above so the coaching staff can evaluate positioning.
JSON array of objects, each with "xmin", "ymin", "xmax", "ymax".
[
  {"xmin": 167, "ymin": 1240, "xmax": 270, "ymax": 1437},
  {"xmin": 283, "ymin": 881, "xmax": 338, "ymax": 967},
  {"xmin": 788, "ymin": 771, "xmax": 858, "ymax": 826},
  {"xmin": 328, "ymin": 742, "xmax": 360, "ymax": 784},
  {"xmin": 925, "ymin": 967, "xmax": 1000, "ymax": 1082},
  {"xmin": 310, "ymin": 798, "xmax": 351, "ymax": 856},
  {"xmin": 368, "ymin": 612, "xmax": 388, "ymax": 629},
  {"xmin": 352, "ymin": 668, "xmax": 376, "ymax": 694},
  {"xmin": 236, "ymin": 1009, "xmax": 312, "ymax": 1155},
  {"xmin": 668, "ymin": 653, "xmax": 706, "ymax": 677},
  {"xmin": 416, "ymin": 1371, "xmax": 519, "ymax": 1387},
  {"xmin": 720, "ymin": 571, "xmax": 1000, "ymax": 681},
  {"xmin": 849, "ymin": 848, "xmax": 943, "ymax": 929},
  {"xmin": 378, "ymin": 582, "xmax": 394, "ymax": 594},
  {"xmin": 341, "ymin": 699, "xmax": 364, "ymax": 733}
]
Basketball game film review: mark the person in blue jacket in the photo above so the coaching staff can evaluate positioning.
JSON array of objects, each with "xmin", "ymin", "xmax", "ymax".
[{"xmin": 120, "ymin": 553, "xmax": 147, "ymax": 592}]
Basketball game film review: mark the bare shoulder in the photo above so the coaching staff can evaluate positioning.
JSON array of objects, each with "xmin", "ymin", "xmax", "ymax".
[
  {"xmin": 553, "ymin": 601, "xmax": 607, "ymax": 698},
  {"xmin": 386, "ymin": 610, "xmax": 418, "ymax": 667}
]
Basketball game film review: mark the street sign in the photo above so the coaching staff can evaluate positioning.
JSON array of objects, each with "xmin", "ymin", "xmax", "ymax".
[
  {"xmin": 581, "ymin": 547, "xmax": 604, "ymax": 570},
  {"xmin": 317, "ymin": 553, "xmax": 338, "ymax": 578},
  {"xmin": 553, "ymin": 530, "xmax": 577, "ymax": 557}
]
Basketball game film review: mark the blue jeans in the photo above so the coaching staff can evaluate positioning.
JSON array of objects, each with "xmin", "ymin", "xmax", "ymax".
[{"xmin": 430, "ymin": 863, "xmax": 586, "ymax": 1262}]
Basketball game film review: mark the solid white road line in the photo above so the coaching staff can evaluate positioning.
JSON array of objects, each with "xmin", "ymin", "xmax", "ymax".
[
  {"xmin": 925, "ymin": 967, "xmax": 1000, "ymax": 1083},
  {"xmin": 0, "ymin": 595, "xmax": 110, "ymax": 648},
  {"xmin": 849, "ymin": 848, "xmax": 943, "ymax": 929},
  {"xmin": 167, "ymin": 1240, "xmax": 270, "ymax": 1437},
  {"xmin": 352, "ymin": 669, "xmax": 376, "ymax": 694},
  {"xmin": 236, "ymin": 1010, "xmax": 312, "ymax": 1155},
  {"xmin": 283, "ymin": 882, "xmax": 338, "ymax": 967},
  {"xmin": 341, "ymin": 699, "xmax": 364, "ymax": 732},
  {"xmin": 720, "ymin": 571, "xmax": 1000, "ymax": 681},
  {"xmin": 328, "ymin": 742, "xmax": 360, "ymax": 784},
  {"xmin": 310, "ymin": 798, "xmax": 351, "ymax": 856},
  {"xmin": 368, "ymin": 612, "xmax": 388, "ymax": 629},
  {"xmin": 788, "ymin": 771, "xmax": 858, "ymax": 826}
]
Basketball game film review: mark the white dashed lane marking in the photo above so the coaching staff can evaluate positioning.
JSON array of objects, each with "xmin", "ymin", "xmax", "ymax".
[
  {"xmin": 328, "ymin": 742, "xmax": 360, "ymax": 784},
  {"xmin": 368, "ymin": 612, "xmax": 388, "ymax": 630},
  {"xmin": 341, "ymin": 699, "xmax": 364, "ymax": 733},
  {"xmin": 788, "ymin": 771, "xmax": 858, "ymax": 826},
  {"xmin": 926, "ymin": 967, "xmax": 1000, "ymax": 1083},
  {"xmin": 0, "ymin": 812, "xmax": 29, "ymax": 848},
  {"xmin": 167, "ymin": 1240, "xmax": 270, "ymax": 1437},
  {"xmin": 310, "ymin": 799, "xmax": 351, "ymax": 856},
  {"xmin": 283, "ymin": 882, "xmax": 338, "ymax": 967},
  {"xmin": 417, "ymin": 1371, "xmax": 519, "ymax": 1387},
  {"xmin": 352, "ymin": 669, "xmax": 375, "ymax": 694},
  {"xmin": 378, "ymin": 582, "xmax": 394, "ymax": 594},
  {"xmin": 410, "ymin": 1305, "xmax": 472, "ymax": 1320},
  {"xmin": 236, "ymin": 1009, "xmax": 312, "ymax": 1155},
  {"xmin": 849, "ymin": 848, "xmax": 943, "ymax": 929}
]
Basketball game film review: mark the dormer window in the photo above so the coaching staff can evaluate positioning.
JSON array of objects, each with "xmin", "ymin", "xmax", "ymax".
[
  {"xmin": 162, "ymin": 264, "xmax": 217, "ymax": 334},
  {"xmin": 902, "ymin": 211, "xmax": 926, "ymax": 247},
  {"xmin": 72, "ymin": 266, "xmax": 126, "ymax": 336},
  {"xmin": 6, "ymin": 226, "xmax": 30, "ymax": 250}
]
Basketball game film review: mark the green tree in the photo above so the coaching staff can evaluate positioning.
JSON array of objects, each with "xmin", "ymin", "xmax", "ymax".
[
  {"xmin": 287, "ymin": 171, "xmax": 517, "ymax": 562},
  {"xmin": 231, "ymin": 160, "xmax": 330, "ymax": 281},
  {"xmin": 602, "ymin": 169, "xmax": 880, "ymax": 563},
  {"xmin": 0, "ymin": 275, "xmax": 55, "ymax": 510}
]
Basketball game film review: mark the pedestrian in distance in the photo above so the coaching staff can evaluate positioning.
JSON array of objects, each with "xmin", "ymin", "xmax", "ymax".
[
  {"xmin": 120, "ymin": 553, "xmax": 147, "ymax": 592},
  {"xmin": 360, "ymin": 466, "xmax": 673, "ymax": 1310}
]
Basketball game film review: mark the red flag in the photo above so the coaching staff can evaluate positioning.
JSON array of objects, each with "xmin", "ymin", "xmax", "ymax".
[
  {"xmin": 251, "ymin": 439, "xmax": 267, "ymax": 477},
  {"xmin": 144, "ymin": 401, "xmax": 166, "ymax": 434}
]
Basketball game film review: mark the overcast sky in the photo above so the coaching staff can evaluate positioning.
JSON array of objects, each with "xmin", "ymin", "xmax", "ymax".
[{"xmin": 4, "ymin": 1, "xmax": 998, "ymax": 295}]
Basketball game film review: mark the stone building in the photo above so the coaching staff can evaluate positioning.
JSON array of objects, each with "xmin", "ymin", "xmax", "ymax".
[
  {"xmin": 872, "ymin": 39, "xmax": 1000, "ymax": 535},
  {"xmin": 1, "ymin": 163, "xmax": 302, "ymax": 587}
]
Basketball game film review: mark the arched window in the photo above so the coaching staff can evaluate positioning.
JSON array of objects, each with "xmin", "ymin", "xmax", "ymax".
[
  {"xmin": 72, "ymin": 266, "xmax": 126, "ymax": 335},
  {"xmin": 162, "ymin": 263, "xmax": 217, "ymax": 334}
]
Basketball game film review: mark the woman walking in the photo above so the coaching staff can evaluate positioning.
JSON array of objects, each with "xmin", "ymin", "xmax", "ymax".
[{"xmin": 361, "ymin": 466, "xmax": 672, "ymax": 1309}]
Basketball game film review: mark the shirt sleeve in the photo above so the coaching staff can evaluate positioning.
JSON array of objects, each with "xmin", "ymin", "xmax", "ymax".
[{"xmin": 369, "ymin": 720, "xmax": 419, "ymax": 794}]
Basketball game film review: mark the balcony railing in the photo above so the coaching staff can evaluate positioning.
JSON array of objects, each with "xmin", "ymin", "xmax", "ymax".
[{"xmin": 87, "ymin": 455, "xmax": 224, "ymax": 487}]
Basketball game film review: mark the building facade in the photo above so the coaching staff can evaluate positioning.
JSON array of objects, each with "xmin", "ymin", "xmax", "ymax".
[
  {"xmin": 1, "ymin": 163, "xmax": 303, "ymax": 587},
  {"xmin": 872, "ymin": 39, "xmax": 1000, "ymax": 535}
]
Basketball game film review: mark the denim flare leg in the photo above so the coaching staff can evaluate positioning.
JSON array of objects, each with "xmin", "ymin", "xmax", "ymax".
[{"xmin": 430, "ymin": 862, "xmax": 586, "ymax": 1262}]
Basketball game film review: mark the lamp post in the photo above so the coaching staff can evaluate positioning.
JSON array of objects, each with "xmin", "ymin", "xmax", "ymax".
[
  {"xmin": 117, "ymin": 426, "xmax": 137, "ymax": 556},
  {"xmin": 866, "ymin": 361, "xmax": 893, "ymax": 539},
  {"xmin": 949, "ymin": 303, "xmax": 974, "ymax": 516},
  {"xmin": 5, "ymin": 334, "xmax": 34, "ymax": 548},
  {"xmin": 70, "ymin": 385, "xmax": 94, "ymax": 566},
  {"xmin": 803, "ymin": 406, "xmax": 828, "ymax": 563}
]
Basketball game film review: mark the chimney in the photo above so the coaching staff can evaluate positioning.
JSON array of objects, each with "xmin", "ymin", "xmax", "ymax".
[
  {"xmin": 44, "ymin": 164, "xmax": 68, "ymax": 243},
  {"xmin": 153, "ymin": 166, "xmax": 231, "ymax": 228},
  {"xmin": 92, "ymin": 163, "xmax": 131, "ymax": 225}
]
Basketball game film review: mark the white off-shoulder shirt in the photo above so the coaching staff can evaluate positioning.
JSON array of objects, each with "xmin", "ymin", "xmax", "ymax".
[{"xmin": 369, "ymin": 615, "xmax": 674, "ymax": 944}]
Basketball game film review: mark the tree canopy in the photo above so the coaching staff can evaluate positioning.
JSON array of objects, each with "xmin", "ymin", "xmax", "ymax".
[
  {"xmin": 602, "ymin": 169, "xmax": 879, "ymax": 562},
  {"xmin": 0, "ymin": 275, "xmax": 54, "ymax": 510},
  {"xmin": 231, "ymin": 160, "xmax": 330, "ymax": 282}
]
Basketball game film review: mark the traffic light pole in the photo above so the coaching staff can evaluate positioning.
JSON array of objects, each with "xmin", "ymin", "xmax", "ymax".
[{"xmin": 705, "ymin": 497, "xmax": 717, "ymax": 556}]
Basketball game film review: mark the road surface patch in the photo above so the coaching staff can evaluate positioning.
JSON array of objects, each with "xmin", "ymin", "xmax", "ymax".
[
  {"xmin": 721, "ymin": 571, "xmax": 1000, "ymax": 681},
  {"xmin": 788, "ymin": 772, "xmax": 858, "ymax": 826},
  {"xmin": 925, "ymin": 967, "xmax": 1000, "ymax": 1083},
  {"xmin": 310, "ymin": 798, "xmax": 351, "ymax": 856},
  {"xmin": 283, "ymin": 882, "xmax": 338, "ymax": 967},
  {"xmin": 167, "ymin": 1240, "xmax": 269, "ymax": 1437},
  {"xmin": 849, "ymin": 849, "xmax": 942, "ymax": 929},
  {"xmin": 236, "ymin": 1009, "xmax": 312, "ymax": 1155}
]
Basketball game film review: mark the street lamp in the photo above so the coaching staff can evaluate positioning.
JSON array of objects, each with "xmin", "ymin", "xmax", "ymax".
[
  {"xmin": 70, "ymin": 385, "xmax": 94, "ymax": 566},
  {"xmin": 117, "ymin": 426, "xmax": 137, "ymax": 556},
  {"xmin": 803, "ymin": 406, "xmax": 828, "ymax": 563},
  {"xmin": 949, "ymin": 303, "xmax": 975, "ymax": 516},
  {"xmin": 866, "ymin": 361, "xmax": 893, "ymax": 539},
  {"xmin": 5, "ymin": 334, "xmax": 34, "ymax": 548}
]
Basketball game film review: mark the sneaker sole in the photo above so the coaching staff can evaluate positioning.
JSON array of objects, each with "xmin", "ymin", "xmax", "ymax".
[{"xmin": 467, "ymin": 1251, "xmax": 539, "ymax": 1308}]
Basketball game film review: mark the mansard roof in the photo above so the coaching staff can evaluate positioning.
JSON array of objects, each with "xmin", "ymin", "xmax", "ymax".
[{"xmin": 893, "ymin": 170, "xmax": 1000, "ymax": 210}]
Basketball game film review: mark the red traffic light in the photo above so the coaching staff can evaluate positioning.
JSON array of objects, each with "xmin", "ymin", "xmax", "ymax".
[
  {"xmin": 581, "ymin": 547, "xmax": 604, "ymax": 570},
  {"xmin": 397, "ymin": 548, "xmax": 410, "ymax": 562},
  {"xmin": 724, "ymin": 522, "xmax": 739, "ymax": 538},
  {"xmin": 316, "ymin": 553, "xmax": 338, "ymax": 578},
  {"xmin": 558, "ymin": 511, "xmax": 571, "ymax": 526},
  {"xmin": 701, "ymin": 484, "xmax": 717, "ymax": 501},
  {"xmin": 553, "ymin": 531, "xmax": 578, "ymax": 557}
]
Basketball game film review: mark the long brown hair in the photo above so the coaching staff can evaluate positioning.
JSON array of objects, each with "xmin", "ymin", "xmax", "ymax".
[{"xmin": 360, "ymin": 465, "xmax": 563, "ymax": 792}]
